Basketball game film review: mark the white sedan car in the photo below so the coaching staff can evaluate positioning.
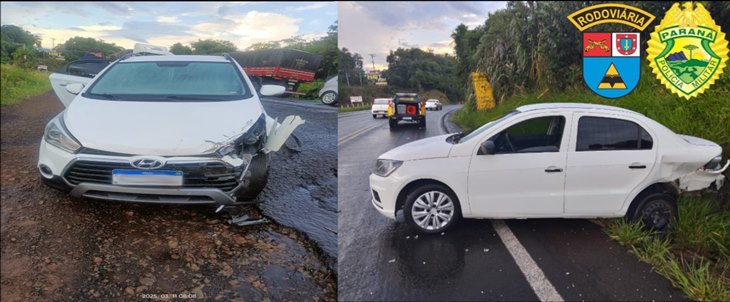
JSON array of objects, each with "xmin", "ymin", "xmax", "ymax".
[
  {"xmin": 40, "ymin": 50, "xmax": 303, "ymax": 206},
  {"xmin": 370, "ymin": 103, "xmax": 727, "ymax": 234},
  {"xmin": 424, "ymin": 99, "xmax": 442, "ymax": 111},
  {"xmin": 371, "ymin": 98, "xmax": 390, "ymax": 118}
]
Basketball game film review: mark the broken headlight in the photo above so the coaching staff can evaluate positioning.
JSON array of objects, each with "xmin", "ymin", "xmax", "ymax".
[
  {"xmin": 216, "ymin": 114, "xmax": 267, "ymax": 157},
  {"xmin": 374, "ymin": 159, "xmax": 403, "ymax": 177},
  {"xmin": 44, "ymin": 114, "xmax": 81, "ymax": 153}
]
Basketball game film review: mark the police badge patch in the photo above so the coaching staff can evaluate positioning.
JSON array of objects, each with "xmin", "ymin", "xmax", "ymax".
[
  {"xmin": 568, "ymin": 4, "xmax": 655, "ymax": 98},
  {"xmin": 647, "ymin": 2, "xmax": 729, "ymax": 99}
]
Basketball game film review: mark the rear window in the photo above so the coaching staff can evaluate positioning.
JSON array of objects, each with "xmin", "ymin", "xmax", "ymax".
[
  {"xmin": 395, "ymin": 95, "xmax": 418, "ymax": 102},
  {"xmin": 374, "ymin": 99, "xmax": 389, "ymax": 104},
  {"xmin": 576, "ymin": 116, "xmax": 653, "ymax": 151},
  {"xmin": 86, "ymin": 61, "xmax": 250, "ymax": 101}
]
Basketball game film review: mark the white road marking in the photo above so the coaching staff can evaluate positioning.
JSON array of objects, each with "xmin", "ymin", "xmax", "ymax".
[
  {"xmin": 492, "ymin": 220, "xmax": 564, "ymax": 302},
  {"xmin": 438, "ymin": 110, "xmax": 561, "ymax": 301},
  {"xmin": 338, "ymin": 122, "xmax": 382, "ymax": 146}
]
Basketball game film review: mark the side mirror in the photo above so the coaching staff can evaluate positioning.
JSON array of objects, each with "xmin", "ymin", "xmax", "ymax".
[
  {"xmin": 259, "ymin": 85, "xmax": 286, "ymax": 97},
  {"xmin": 479, "ymin": 140, "xmax": 496, "ymax": 155},
  {"xmin": 65, "ymin": 83, "xmax": 84, "ymax": 95}
]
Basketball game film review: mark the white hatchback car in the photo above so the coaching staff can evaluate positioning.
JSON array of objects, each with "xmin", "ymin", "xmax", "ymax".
[
  {"xmin": 371, "ymin": 98, "xmax": 390, "ymax": 118},
  {"xmin": 40, "ymin": 52, "xmax": 304, "ymax": 207},
  {"xmin": 370, "ymin": 103, "xmax": 727, "ymax": 233}
]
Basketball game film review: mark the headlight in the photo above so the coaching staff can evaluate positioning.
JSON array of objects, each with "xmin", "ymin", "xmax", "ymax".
[
  {"xmin": 44, "ymin": 114, "xmax": 81, "ymax": 153},
  {"xmin": 374, "ymin": 159, "xmax": 403, "ymax": 177},
  {"xmin": 216, "ymin": 114, "xmax": 267, "ymax": 156}
]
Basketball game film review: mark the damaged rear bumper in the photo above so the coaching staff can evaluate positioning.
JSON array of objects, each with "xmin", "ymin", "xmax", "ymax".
[{"xmin": 679, "ymin": 160, "xmax": 729, "ymax": 191}]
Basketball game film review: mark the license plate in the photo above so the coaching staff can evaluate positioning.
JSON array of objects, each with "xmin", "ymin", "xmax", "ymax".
[
  {"xmin": 402, "ymin": 117, "xmax": 412, "ymax": 120},
  {"xmin": 112, "ymin": 169, "xmax": 183, "ymax": 186}
]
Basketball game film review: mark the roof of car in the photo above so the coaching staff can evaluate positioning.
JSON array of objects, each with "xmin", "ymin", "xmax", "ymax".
[
  {"xmin": 121, "ymin": 55, "xmax": 229, "ymax": 63},
  {"xmin": 395, "ymin": 93, "xmax": 417, "ymax": 96},
  {"xmin": 517, "ymin": 103, "xmax": 641, "ymax": 115}
]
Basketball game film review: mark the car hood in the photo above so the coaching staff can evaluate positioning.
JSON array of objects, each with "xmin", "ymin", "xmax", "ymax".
[
  {"xmin": 64, "ymin": 96, "xmax": 265, "ymax": 156},
  {"xmin": 378, "ymin": 134, "xmax": 453, "ymax": 161}
]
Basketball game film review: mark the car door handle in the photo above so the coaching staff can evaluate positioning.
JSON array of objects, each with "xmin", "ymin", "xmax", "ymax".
[
  {"xmin": 629, "ymin": 163, "xmax": 646, "ymax": 169},
  {"xmin": 545, "ymin": 166, "xmax": 563, "ymax": 173}
]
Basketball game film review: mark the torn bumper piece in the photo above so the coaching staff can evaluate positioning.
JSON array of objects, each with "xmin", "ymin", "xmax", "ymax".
[{"xmin": 679, "ymin": 160, "xmax": 729, "ymax": 191}]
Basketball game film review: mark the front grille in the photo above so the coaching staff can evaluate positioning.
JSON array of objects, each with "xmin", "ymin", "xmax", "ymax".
[{"xmin": 64, "ymin": 160, "xmax": 242, "ymax": 191}]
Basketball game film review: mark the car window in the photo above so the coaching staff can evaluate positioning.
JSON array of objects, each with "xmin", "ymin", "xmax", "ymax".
[
  {"xmin": 458, "ymin": 110, "xmax": 520, "ymax": 143},
  {"xmin": 86, "ymin": 61, "xmax": 249, "ymax": 101},
  {"xmin": 58, "ymin": 60, "xmax": 110, "ymax": 78},
  {"xmin": 488, "ymin": 115, "xmax": 565, "ymax": 153},
  {"xmin": 374, "ymin": 99, "xmax": 389, "ymax": 104},
  {"xmin": 576, "ymin": 116, "xmax": 653, "ymax": 151}
]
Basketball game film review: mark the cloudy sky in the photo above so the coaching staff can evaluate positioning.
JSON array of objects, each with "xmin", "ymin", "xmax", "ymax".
[
  {"xmin": 339, "ymin": 1, "xmax": 506, "ymax": 71},
  {"xmin": 0, "ymin": 2, "xmax": 336, "ymax": 50}
]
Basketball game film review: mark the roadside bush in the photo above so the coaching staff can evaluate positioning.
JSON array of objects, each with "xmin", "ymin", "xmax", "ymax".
[{"xmin": 296, "ymin": 79, "xmax": 324, "ymax": 100}]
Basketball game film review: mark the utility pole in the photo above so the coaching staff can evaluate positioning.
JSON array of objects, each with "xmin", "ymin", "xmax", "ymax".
[{"xmin": 369, "ymin": 54, "xmax": 376, "ymax": 71}]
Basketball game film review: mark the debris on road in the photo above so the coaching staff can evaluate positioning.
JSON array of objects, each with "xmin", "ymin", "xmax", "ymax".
[{"xmin": 228, "ymin": 214, "xmax": 269, "ymax": 226}]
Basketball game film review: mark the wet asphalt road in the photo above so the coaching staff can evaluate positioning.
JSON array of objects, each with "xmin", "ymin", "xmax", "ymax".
[
  {"xmin": 337, "ymin": 105, "xmax": 686, "ymax": 301},
  {"xmin": 259, "ymin": 97, "xmax": 338, "ymax": 262}
]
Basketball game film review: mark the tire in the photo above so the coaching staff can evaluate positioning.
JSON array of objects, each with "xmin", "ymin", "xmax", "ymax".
[
  {"xmin": 320, "ymin": 91, "xmax": 338, "ymax": 106},
  {"xmin": 372, "ymin": 114, "xmax": 377, "ymax": 118},
  {"xmin": 404, "ymin": 184, "xmax": 461, "ymax": 234},
  {"xmin": 234, "ymin": 153, "xmax": 271, "ymax": 201},
  {"xmin": 629, "ymin": 193, "xmax": 677, "ymax": 233}
]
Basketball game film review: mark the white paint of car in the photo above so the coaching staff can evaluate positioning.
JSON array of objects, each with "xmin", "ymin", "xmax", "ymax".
[
  {"xmin": 371, "ymin": 98, "xmax": 390, "ymax": 117},
  {"xmin": 319, "ymin": 76, "xmax": 338, "ymax": 104},
  {"xmin": 370, "ymin": 103, "xmax": 725, "ymax": 221},
  {"xmin": 39, "ymin": 53, "xmax": 303, "ymax": 204},
  {"xmin": 424, "ymin": 99, "xmax": 441, "ymax": 110}
]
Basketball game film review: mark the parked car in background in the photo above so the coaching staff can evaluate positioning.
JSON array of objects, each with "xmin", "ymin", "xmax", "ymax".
[
  {"xmin": 370, "ymin": 103, "xmax": 727, "ymax": 234},
  {"xmin": 41, "ymin": 45, "xmax": 305, "ymax": 207},
  {"xmin": 319, "ymin": 75, "xmax": 338, "ymax": 106},
  {"xmin": 387, "ymin": 93, "xmax": 426, "ymax": 130},
  {"xmin": 371, "ymin": 98, "xmax": 391, "ymax": 118},
  {"xmin": 425, "ymin": 99, "xmax": 442, "ymax": 111}
]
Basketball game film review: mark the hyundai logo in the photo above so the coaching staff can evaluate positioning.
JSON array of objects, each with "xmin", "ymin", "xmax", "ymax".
[{"xmin": 130, "ymin": 156, "xmax": 166, "ymax": 169}]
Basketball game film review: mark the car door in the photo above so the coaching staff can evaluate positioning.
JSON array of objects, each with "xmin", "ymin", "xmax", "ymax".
[
  {"xmin": 564, "ymin": 113, "xmax": 657, "ymax": 215},
  {"xmin": 467, "ymin": 113, "xmax": 570, "ymax": 217},
  {"xmin": 49, "ymin": 59, "xmax": 109, "ymax": 107}
]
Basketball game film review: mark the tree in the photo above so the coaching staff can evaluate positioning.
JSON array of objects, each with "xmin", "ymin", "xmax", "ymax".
[
  {"xmin": 169, "ymin": 43, "xmax": 192, "ymax": 55},
  {"xmin": 683, "ymin": 45, "xmax": 699, "ymax": 60},
  {"xmin": 246, "ymin": 41, "xmax": 281, "ymax": 51},
  {"xmin": 1, "ymin": 25, "xmax": 38, "ymax": 63},
  {"xmin": 191, "ymin": 39, "xmax": 236, "ymax": 54},
  {"xmin": 57, "ymin": 37, "xmax": 124, "ymax": 62}
]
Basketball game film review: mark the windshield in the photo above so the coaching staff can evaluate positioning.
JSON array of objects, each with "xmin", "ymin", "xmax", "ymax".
[
  {"xmin": 86, "ymin": 61, "xmax": 250, "ymax": 101},
  {"xmin": 457, "ymin": 110, "xmax": 521, "ymax": 143}
]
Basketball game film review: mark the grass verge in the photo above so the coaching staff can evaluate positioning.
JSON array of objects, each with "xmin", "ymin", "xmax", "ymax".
[
  {"xmin": 599, "ymin": 196, "xmax": 729, "ymax": 301},
  {"xmin": 1, "ymin": 64, "xmax": 52, "ymax": 105},
  {"xmin": 338, "ymin": 104, "xmax": 371, "ymax": 113}
]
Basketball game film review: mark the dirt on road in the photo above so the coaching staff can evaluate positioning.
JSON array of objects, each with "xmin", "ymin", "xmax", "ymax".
[{"xmin": 0, "ymin": 92, "xmax": 336, "ymax": 301}]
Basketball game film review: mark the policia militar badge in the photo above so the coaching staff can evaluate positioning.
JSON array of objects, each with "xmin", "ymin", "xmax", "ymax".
[
  {"xmin": 647, "ymin": 2, "xmax": 729, "ymax": 99},
  {"xmin": 568, "ymin": 4, "xmax": 655, "ymax": 98}
]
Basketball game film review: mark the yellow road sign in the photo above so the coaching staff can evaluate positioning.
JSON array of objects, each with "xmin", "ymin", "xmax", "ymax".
[{"xmin": 471, "ymin": 72, "xmax": 495, "ymax": 110}]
